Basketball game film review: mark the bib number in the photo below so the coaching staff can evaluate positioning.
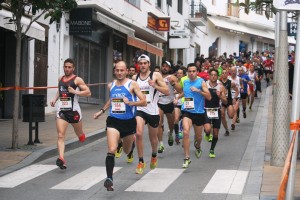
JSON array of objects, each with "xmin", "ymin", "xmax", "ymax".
[
  {"xmin": 184, "ymin": 97, "xmax": 195, "ymax": 110},
  {"xmin": 206, "ymin": 108, "xmax": 219, "ymax": 119},
  {"xmin": 111, "ymin": 98, "xmax": 126, "ymax": 113},
  {"xmin": 58, "ymin": 97, "xmax": 72, "ymax": 110},
  {"xmin": 142, "ymin": 90, "xmax": 151, "ymax": 103}
]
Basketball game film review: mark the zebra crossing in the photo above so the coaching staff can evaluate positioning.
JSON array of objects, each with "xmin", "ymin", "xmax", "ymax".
[{"xmin": 0, "ymin": 163, "xmax": 249, "ymax": 194}]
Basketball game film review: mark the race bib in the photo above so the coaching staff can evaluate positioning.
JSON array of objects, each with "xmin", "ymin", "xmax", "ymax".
[
  {"xmin": 111, "ymin": 98, "xmax": 126, "ymax": 113},
  {"xmin": 184, "ymin": 97, "xmax": 195, "ymax": 110},
  {"xmin": 142, "ymin": 90, "xmax": 151, "ymax": 103},
  {"xmin": 206, "ymin": 108, "xmax": 219, "ymax": 119},
  {"xmin": 58, "ymin": 97, "xmax": 72, "ymax": 110},
  {"xmin": 265, "ymin": 67, "xmax": 270, "ymax": 70}
]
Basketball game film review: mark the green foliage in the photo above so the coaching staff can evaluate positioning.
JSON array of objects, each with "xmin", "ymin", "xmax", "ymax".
[
  {"xmin": 232, "ymin": 0, "xmax": 276, "ymax": 19},
  {"xmin": 0, "ymin": 0, "xmax": 77, "ymax": 24}
]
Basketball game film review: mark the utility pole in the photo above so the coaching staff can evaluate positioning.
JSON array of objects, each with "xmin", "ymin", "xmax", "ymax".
[
  {"xmin": 286, "ymin": 10, "xmax": 300, "ymax": 200},
  {"xmin": 271, "ymin": 11, "xmax": 290, "ymax": 167}
]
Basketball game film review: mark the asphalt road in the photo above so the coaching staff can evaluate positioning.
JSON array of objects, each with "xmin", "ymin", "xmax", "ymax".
[{"xmin": 0, "ymin": 97, "xmax": 262, "ymax": 200}]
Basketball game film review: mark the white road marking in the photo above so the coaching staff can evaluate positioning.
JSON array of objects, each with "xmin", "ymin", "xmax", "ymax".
[
  {"xmin": 202, "ymin": 170, "xmax": 248, "ymax": 194},
  {"xmin": 0, "ymin": 164, "xmax": 57, "ymax": 188},
  {"xmin": 51, "ymin": 166, "xmax": 121, "ymax": 190},
  {"xmin": 125, "ymin": 168, "xmax": 185, "ymax": 192}
]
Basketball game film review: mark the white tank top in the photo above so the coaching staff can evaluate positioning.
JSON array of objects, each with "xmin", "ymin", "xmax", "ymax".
[
  {"xmin": 158, "ymin": 75, "xmax": 174, "ymax": 105},
  {"xmin": 248, "ymin": 71, "xmax": 256, "ymax": 86},
  {"xmin": 136, "ymin": 72, "xmax": 159, "ymax": 115},
  {"xmin": 228, "ymin": 76, "xmax": 241, "ymax": 98}
]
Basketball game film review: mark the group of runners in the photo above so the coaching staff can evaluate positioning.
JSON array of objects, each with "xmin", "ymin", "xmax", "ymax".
[{"xmin": 51, "ymin": 52, "xmax": 273, "ymax": 191}]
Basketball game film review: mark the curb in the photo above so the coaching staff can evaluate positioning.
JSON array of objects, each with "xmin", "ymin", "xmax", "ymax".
[{"xmin": 0, "ymin": 128, "xmax": 106, "ymax": 177}]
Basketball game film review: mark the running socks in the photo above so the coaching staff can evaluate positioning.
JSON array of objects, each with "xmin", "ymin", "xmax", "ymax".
[
  {"xmin": 152, "ymin": 152, "xmax": 157, "ymax": 158},
  {"xmin": 210, "ymin": 137, "xmax": 218, "ymax": 151},
  {"xmin": 139, "ymin": 157, "xmax": 144, "ymax": 163},
  {"xmin": 106, "ymin": 153, "xmax": 115, "ymax": 180},
  {"xmin": 174, "ymin": 124, "xmax": 179, "ymax": 135}
]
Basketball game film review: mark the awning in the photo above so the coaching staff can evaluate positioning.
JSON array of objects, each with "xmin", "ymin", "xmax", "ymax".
[
  {"xmin": 0, "ymin": 9, "xmax": 45, "ymax": 41},
  {"xmin": 96, "ymin": 12, "xmax": 135, "ymax": 37},
  {"xmin": 208, "ymin": 16, "xmax": 274, "ymax": 40},
  {"xmin": 127, "ymin": 36, "xmax": 163, "ymax": 57}
]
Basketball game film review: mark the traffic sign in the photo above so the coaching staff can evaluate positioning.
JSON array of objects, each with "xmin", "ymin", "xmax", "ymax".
[
  {"xmin": 169, "ymin": 29, "xmax": 190, "ymax": 37},
  {"xmin": 273, "ymin": 0, "xmax": 300, "ymax": 10},
  {"xmin": 288, "ymin": 22, "xmax": 297, "ymax": 36}
]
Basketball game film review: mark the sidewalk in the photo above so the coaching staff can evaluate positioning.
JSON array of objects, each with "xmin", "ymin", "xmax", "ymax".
[
  {"xmin": 0, "ymin": 103, "xmax": 107, "ymax": 175},
  {"xmin": 260, "ymin": 87, "xmax": 300, "ymax": 199},
  {"xmin": 0, "ymin": 87, "xmax": 299, "ymax": 199}
]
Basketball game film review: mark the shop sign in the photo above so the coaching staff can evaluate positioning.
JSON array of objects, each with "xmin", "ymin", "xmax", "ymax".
[
  {"xmin": 288, "ymin": 22, "xmax": 297, "ymax": 36},
  {"xmin": 273, "ymin": 0, "xmax": 300, "ymax": 10},
  {"xmin": 69, "ymin": 8, "xmax": 92, "ymax": 35},
  {"xmin": 147, "ymin": 12, "xmax": 170, "ymax": 31}
]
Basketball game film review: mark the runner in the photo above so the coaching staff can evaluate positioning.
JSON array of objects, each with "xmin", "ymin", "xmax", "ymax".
[
  {"xmin": 228, "ymin": 66, "xmax": 241, "ymax": 130},
  {"xmin": 50, "ymin": 58, "xmax": 91, "ymax": 170},
  {"xmin": 157, "ymin": 61, "xmax": 182, "ymax": 153},
  {"xmin": 173, "ymin": 67, "xmax": 186, "ymax": 144},
  {"xmin": 248, "ymin": 65, "xmax": 258, "ymax": 110},
  {"xmin": 203, "ymin": 69, "xmax": 227, "ymax": 158},
  {"xmin": 237, "ymin": 67, "xmax": 252, "ymax": 119},
  {"xmin": 179, "ymin": 63, "xmax": 211, "ymax": 168},
  {"xmin": 220, "ymin": 69, "xmax": 238, "ymax": 136},
  {"xmin": 132, "ymin": 54, "xmax": 169, "ymax": 174},
  {"xmin": 94, "ymin": 61, "xmax": 146, "ymax": 191}
]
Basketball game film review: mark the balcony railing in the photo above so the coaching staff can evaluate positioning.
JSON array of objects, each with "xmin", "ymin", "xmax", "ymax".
[{"xmin": 190, "ymin": 1, "xmax": 207, "ymax": 21}]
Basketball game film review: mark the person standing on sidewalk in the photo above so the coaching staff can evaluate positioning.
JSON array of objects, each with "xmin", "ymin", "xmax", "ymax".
[
  {"xmin": 50, "ymin": 58, "xmax": 91, "ymax": 170},
  {"xmin": 93, "ymin": 61, "xmax": 146, "ymax": 191},
  {"xmin": 132, "ymin": 54, "xmax": 169, "ymax": 174},
  {"xmin": 179, "ymin": 63, "xmax": 211, "ymax": 168},
  {"xmin": 157, "ymin": 61, "xmax": 182, "ymax": 153},
  {"xmin": 203, "ymin": 69, "xmax": 227, "ymax": 158}
]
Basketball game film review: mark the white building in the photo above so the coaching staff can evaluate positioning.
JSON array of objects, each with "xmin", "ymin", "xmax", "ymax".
[{"xmin": 0, "ymin": 0, "xmax": 295, "ymax": 117}]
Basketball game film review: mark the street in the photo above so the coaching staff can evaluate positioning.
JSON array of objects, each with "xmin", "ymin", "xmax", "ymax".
[{"xmin": 0, "ymin": 93, "xmax": 266, "ymax": 200}]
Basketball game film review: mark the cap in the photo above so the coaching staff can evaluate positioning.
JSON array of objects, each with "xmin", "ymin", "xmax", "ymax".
[
  {"xmin": 137, "ymin": 54, "xmax": 150, "ymax": 62},
  {"xmin": 162, "ymin": 61, "xmax": 171, "ymax": 67}
]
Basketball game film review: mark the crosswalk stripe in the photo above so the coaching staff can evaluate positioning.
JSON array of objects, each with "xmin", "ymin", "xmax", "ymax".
[
  {"xmin": 125, "ymin": 168, "xmax": 185, "ymax": 192},
  {"xmin": 202, "ymin": 170, "xmax": 248, "ymax": 194},
  {"xmin": 0, "ymin": 164, "xmax": 57, "ymax": 188},
  {"xmin": 50, "ymin": 166, "xmax": 121, "ymax": 190}
]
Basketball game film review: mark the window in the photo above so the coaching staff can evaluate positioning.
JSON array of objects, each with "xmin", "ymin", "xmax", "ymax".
[
  {"xmin": 178, "ymin": 0, "xmax": 183, "ymax": 14},
  {"xmin": 167, "ymin": 0, "xmax": 172, "ymax": 6},
  {"xmin": 156, "ymin": 0, "xmax": 162, "ymax": 9},
  {"xmin": 125, "ymin": 0, "xmax": 141, "ymax": 8}
]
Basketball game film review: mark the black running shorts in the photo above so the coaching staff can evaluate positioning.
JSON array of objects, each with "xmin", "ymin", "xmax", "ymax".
[
  {"xmin": 158, "ymin": 102, "xmax": 174, "ymax": 114},
  {"xmin": 58, "ymin": 110, "xmax": 81, "ymax": 123},
  {"xmin": 136, "ymin": 110, "xmax": 160, "ymax": 128},
  {"xmin": 106, "ymin": 116, "xmax": 136, "ymax": 138},
  {"xmin": 182, "ymin": 112, "xmax": 205, "ymax": 126}
]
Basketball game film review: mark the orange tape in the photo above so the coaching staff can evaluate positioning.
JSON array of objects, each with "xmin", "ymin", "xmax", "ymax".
[
  {"xmin": 0, "ymin": 82, "xmax": 109, "ymax": 91},
  {"xmin": 290, "ymin": 121, "xmax": 300, "ymax": 130}
]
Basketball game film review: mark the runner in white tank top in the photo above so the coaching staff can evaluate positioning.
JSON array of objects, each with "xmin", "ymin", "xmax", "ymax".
[{"xmin": 132, "ymin": 54, "xmax": 169, "ymax": 175}]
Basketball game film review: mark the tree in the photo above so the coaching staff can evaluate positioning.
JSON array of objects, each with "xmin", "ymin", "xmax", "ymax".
[
  {"xmin": 0, "ymin": 0, "xmax": 77, "ymax": 149},
  {"xmin": 233, "ymin": 0, "xmax": 276, "ymax": 19}
]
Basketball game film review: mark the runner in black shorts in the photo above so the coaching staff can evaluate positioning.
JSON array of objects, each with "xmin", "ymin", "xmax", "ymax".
[
  {"xmin": 94, "ymin": 61, "xmax": 146, "ymax": 191},
  {"xmin": 204, "ymin": 69, "xmax": 227, "ymax": 158}
]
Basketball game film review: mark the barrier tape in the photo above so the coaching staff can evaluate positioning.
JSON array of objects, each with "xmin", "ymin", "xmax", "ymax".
[
  {"xmin": 277, "ymin": 121, "xmax": 300, "ymax": 200},
  {"xmin": 0, "ymin": 82, "xmax": 109, "ymax": 91}
]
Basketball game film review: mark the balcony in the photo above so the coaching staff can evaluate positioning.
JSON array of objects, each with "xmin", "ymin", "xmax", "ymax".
[
  {"xmin": 227, "ymin": 3, "xmax": 240, "ymax": 18},
  {"xmin": 189, "ymin": 1, "xmax": 207, "ymax": 26}
]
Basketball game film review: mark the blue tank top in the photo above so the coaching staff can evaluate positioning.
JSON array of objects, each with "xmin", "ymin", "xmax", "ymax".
[
  {"xmin": 181, "ymin": 77, "xmax": 205, "ymax": 114},
  {"xmin": 109, "ymin": 80, "xmax": 136, "ymax": 119}
]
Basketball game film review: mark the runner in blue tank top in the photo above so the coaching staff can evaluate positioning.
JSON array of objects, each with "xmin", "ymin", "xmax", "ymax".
[
  {"xmin": 94, "ymin": 61, "xmax": 146, "ymax": 191},
  {"xmin": 178, "ymin": 63, "xmax": 211, "ymax": 168}
]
